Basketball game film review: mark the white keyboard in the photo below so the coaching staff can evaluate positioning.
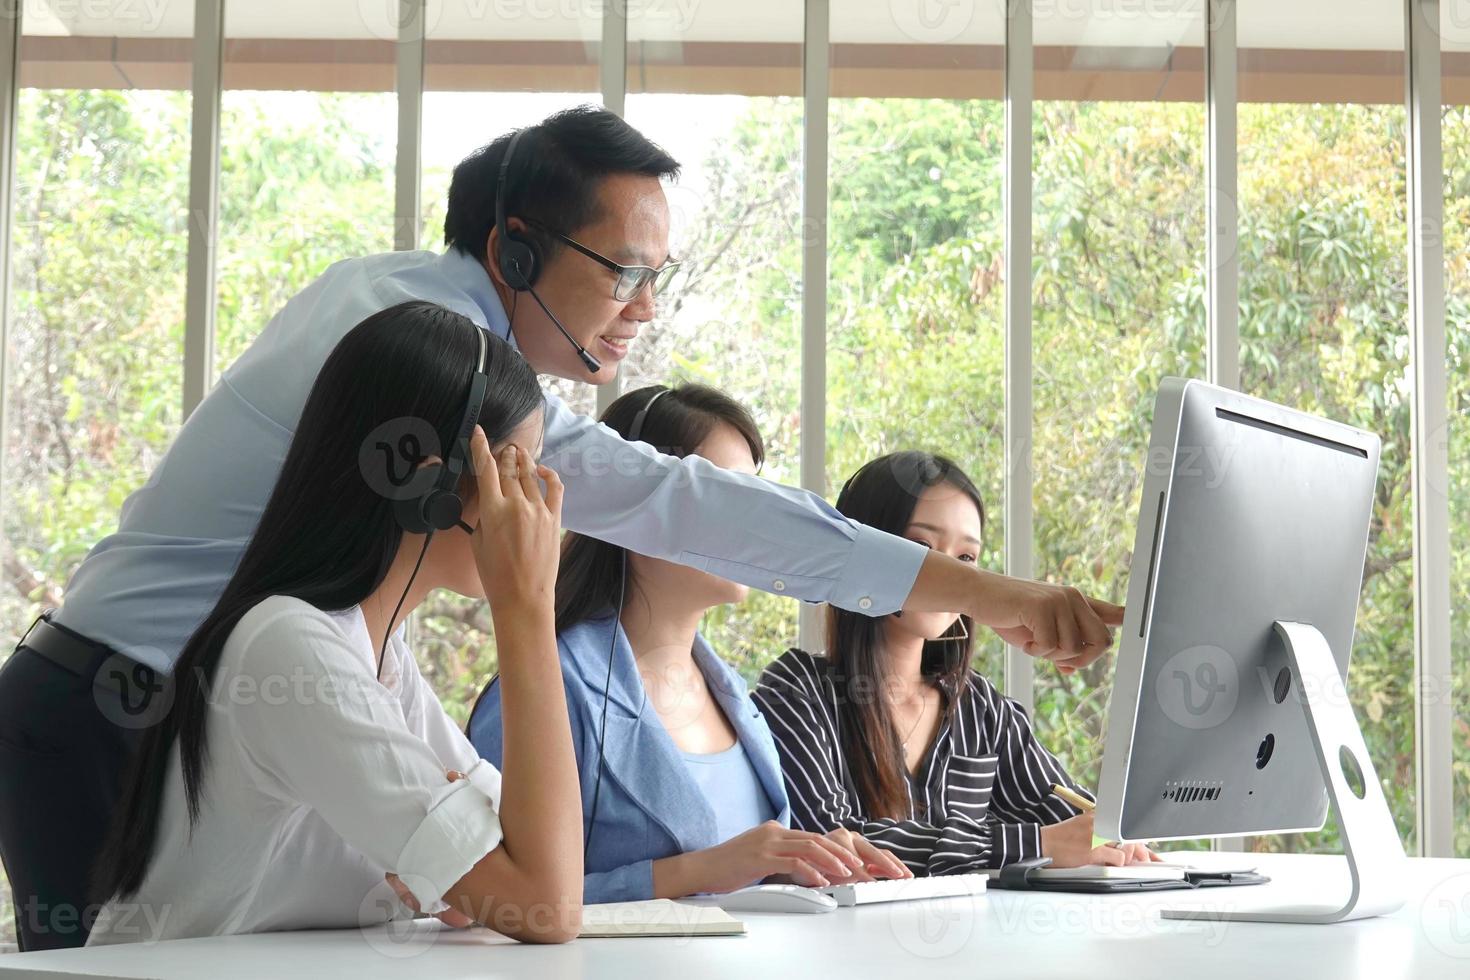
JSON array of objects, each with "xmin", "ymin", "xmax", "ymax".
[{"xmin": 820, "ymin": 873, "xmax": 989, "ymax": 907}]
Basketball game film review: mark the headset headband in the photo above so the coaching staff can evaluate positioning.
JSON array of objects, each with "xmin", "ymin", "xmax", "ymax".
[
  {"xmin": 628, "ymin": 387, "xmax": 671, "ymax": 444},
  {"xmin": 495, "ymin": 129, "xmax": 523, "ymax": 254}
]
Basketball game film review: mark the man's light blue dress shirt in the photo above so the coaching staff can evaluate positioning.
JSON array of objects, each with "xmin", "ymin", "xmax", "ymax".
[{"xmin": 55, "ymin": 248, "xmax": 927, "ymax": 671}]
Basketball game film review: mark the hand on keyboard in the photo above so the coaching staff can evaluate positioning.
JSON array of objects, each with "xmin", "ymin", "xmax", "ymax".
[
  {"xmin": 818, "ymin": 827, "xmax": 912, "ymax": 883},
  {"xmin": 693, "ymin": 821, "xmax": 866, "ymax": 892}
]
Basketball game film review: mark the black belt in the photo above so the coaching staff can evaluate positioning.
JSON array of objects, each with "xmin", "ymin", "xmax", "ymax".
[{"xmin": 17, "ymin": 610, "xmax": 154, "ymax": 701}]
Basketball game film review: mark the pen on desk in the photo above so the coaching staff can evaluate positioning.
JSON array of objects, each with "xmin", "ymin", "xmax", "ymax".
[{"xmin": 1050, "ymin": 783, "xmax": 1096, "ymax": 813}]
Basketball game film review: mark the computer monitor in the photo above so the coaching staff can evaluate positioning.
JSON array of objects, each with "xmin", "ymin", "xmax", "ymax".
[{"xmin": 1095, "ymin": 378, "xmax": 1406, "ymax": 923}]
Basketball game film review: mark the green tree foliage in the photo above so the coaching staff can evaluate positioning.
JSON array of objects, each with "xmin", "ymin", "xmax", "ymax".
[
  {"xmin": 1447, "ymin": 105, "xmax": 1470, "ymax": 861},
  {"xmin": 214, "ymin": 93, "xmax": 396, "ymax": 374},
  {"xmin": 3, "ymin": 90, "xmax": 190, "ymax": 636}
]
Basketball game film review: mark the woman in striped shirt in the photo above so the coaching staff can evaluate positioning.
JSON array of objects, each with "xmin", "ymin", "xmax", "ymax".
[{"xmin": 753, "ymin": 451, "xmax": 1159, "ymax": 876}]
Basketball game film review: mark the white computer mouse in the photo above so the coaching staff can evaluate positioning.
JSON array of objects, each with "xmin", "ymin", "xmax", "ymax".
[{"xmin": 715, "ymin": 884, "xmax": 839, "ymax": 915}]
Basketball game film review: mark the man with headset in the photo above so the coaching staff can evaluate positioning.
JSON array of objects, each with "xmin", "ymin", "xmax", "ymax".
[{"xmin": 0, "ymin": 105, "xmax": 1122, "ymax": 950}]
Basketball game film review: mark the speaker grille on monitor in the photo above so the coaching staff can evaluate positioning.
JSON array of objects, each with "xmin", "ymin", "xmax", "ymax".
[{"xmin": 1162, "ymin": 780, "xmax": 1222, "ymax": 804}]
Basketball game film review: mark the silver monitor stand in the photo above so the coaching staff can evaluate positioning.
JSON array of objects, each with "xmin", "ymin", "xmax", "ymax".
[{"xmin": 1161, "ymin": 620, "xmax": 1406, "ymax": 923}]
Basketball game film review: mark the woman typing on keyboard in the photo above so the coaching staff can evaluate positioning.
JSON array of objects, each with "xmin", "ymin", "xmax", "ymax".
[
  {"xmin": 753, "ymin": 452, "xmax": 1157, "ymax": 877},
  {"xmin": 468, "ymin": 384, "xmax": 911, "ymax": 903}
]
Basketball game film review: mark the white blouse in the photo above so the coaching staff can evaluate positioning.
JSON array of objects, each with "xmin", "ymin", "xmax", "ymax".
[{"xmin": 87, "ymin": 595, "xmax": 503, "ymax": 945}]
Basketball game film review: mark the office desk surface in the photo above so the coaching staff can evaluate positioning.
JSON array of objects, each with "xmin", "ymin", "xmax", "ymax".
[{"xmin": 4, "ymin": 852, "xmax": 1469, "ymax": 979}]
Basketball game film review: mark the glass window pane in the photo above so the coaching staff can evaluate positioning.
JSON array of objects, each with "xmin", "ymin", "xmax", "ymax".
[
  {"xmin": 1031, "ymin": 0, "xmax": 1207, "ymax": 820},
  {"xmin": 215, "ymin": 2, "xmax": 398, "ymax": 376},
  {"xmin": 1442, "ymin": 0, "xmax": 1470, "ymax": 859},
  {"xmin": 825, "ymin": 2, "xmax": 1006, "ymax": 683},
  {"xmin": 3, "ymin": 5, "xmax": 194, "ymax": 946},
  {"xmin": 618, "ymin": 3, "xmax": 805, "ymax": 679},
  {"xmin": 417, "ymin": 6, "xmax": 601, "ymax": 721},
  {"xmin": 1237, "ymin": 0, "xmax": 1410, "ymax": 853}
]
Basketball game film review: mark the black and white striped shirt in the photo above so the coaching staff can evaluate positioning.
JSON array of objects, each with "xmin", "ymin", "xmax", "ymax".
[{"xmin": 752, "ymin": 648, "xmax": 1093, "ymax": 876}]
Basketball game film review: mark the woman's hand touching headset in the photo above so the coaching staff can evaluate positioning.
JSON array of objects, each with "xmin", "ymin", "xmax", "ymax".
[{"xmin": 467, "ymin": 425, "xmax": 563, "ymax": 614}]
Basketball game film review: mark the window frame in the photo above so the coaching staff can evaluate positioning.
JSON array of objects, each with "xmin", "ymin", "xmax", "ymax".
[{"xmin": 0, "ymin": 0, "xmax": 1453, "ymax": 857}]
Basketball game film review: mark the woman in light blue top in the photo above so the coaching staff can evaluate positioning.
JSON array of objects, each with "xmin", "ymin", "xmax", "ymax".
[{"xmin": 469, "ymin": 384, "xmax": 910, "ymax": 903}]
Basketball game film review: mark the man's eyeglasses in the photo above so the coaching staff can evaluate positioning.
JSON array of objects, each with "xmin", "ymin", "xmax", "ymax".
[{"xmin": 526, "ymin": 219, "xmax": 680, "ymax": 303}]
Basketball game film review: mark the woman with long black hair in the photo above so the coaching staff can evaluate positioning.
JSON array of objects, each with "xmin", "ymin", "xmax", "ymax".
[
  {"xmin": 86, "ymin": 301, "xmax": 582, "ymax": 944},
  {"xmin": 754, "ymin": 452, "xmax": 1159, "ymax": 877}
]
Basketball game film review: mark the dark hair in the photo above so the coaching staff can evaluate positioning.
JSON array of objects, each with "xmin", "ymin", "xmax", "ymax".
[
  {"xmin": 827, "ymin": 452, "xmax": 986, "ymax": 820},
  {"xmin": 554, "ymin": 383, "xmax": 764, "ymax": 633},
  {"xmin": 93, "ymin": 301, "xmax": 544, "ymax": 903},
  {"xmin": 444, "ymin": 105, "xmax": 680, "ymax": 266}
]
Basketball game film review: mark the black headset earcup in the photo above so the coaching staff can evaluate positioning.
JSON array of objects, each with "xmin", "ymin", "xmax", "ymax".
[
  {"xmin": 499, "ymin": 233, "xmax": 539, "ymax": 292},
  {"xmin": 394, "ymin": 492, "xmax": 430, "ymax": 535},
  {"xmin": 393, "ymin": 462, "xmax": 448, "ymax": 534},
  {"xmin": 422, "ymin": 489, "xmax": 465, "ymax": 533}
]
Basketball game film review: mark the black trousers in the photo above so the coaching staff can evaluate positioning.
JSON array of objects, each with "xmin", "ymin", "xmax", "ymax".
[{"xmin": 0, "ymin": 618, "xmax": 153, "ymax": 951}]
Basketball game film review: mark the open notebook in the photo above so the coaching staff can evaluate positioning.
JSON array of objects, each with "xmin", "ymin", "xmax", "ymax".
[{"xmin": 579, "ymin": 899, "xmax": 746, "ymax": 938}]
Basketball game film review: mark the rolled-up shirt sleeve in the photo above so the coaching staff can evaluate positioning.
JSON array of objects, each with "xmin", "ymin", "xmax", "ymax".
[
  {"xmin": 225, "ymin": 608, "xmax": 503, "ymax": 910},
  {"xmin": 540, "ymin": 394, "xmax": 927, "ymax": 616},
  {"xmin": 393, "ymin": 627, "xmax": 503, "ymax": 809}
]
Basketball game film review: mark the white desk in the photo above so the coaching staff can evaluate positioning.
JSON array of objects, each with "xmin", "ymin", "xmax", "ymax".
[{"xmin": 4, "ymin": 853, "xmax": 1469, "ymax": 979}]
